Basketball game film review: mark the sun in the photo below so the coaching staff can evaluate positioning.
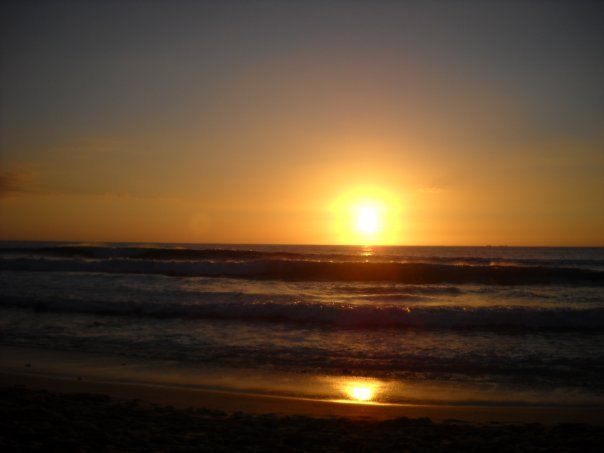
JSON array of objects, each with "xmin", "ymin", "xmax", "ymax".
[
  {"xmin": 356, "ymin": 204, "xmax": 381, "ymax": 235},
  {"xmin": 331, "ymin": 187, "xmax": 401, "ymax": 245},
  {"xmin": 349, "ymin": 200, "xmax": 385, "ymax": 244}
]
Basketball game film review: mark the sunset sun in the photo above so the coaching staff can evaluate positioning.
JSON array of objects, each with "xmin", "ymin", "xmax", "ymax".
[
  {"xmin": 346, "ymin": 198, "xmax": 388, "ymax": 244},
  {"xmin": 356, "ymin": 204, "xmax": 381, "ymax": 235},
  {"xmin": 332, "ymin": 187, "xmax": 402, "ymax": 245}
]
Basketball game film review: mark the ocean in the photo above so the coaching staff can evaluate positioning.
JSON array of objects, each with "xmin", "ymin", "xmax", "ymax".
[{"xmin": 1, "ymin": 242, "xmax": 604, "ymax": 407}]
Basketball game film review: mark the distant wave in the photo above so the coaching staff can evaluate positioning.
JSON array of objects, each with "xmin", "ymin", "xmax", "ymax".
[
  {"xmin": 0, "ymin": 246, "xmax": 276, "ymax": 261},
  {"xmin": 3, "ymin": 294, "xmax": 603, "ymax": 330},
  {"xmin": 1, "ymin": 257, "xmax": 603, "ymax": 285},
  {"xmin": 2, "ymin": 245, "xmax": 604, "ymax": 269},
  {"xmin": 332, "ymin": 284, "xmax": 464, "ymax": 295}
]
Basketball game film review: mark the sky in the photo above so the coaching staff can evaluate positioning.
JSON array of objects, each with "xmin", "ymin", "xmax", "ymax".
[{"xmin": 1, "ymin": 0, "xmax": 603, "ymax": 245}]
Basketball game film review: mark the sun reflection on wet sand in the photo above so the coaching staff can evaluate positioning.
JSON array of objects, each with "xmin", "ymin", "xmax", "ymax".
[
  {"xmin": 329, "ymin": 377, "xmax": 386, "ymax": 405},
  {"xmin": 349, "ymin": 385, "xmax": 374, "ymax": 401}
]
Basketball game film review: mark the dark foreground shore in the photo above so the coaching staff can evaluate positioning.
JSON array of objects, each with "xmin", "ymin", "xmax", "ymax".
[{"xmin": 1, "ymin": 387, "xmax": 603, "ymax": 452}]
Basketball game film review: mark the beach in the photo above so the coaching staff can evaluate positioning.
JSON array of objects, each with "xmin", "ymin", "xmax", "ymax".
[
  {"xmin": 2, "ymin": 345, "xmax": 604, "ymax": 425},
  {"xmin": 2, "ymin": 345, "xmax": 604, "ymax": 452},
  {"xmin": 2, "ymin": 378, "xmax": 603, "ymax": 452}
]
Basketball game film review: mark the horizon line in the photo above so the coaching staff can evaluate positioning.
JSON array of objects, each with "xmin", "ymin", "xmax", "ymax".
[{"xmin": 1, "ymin": 239, "xmax": 603, "ymax": 248}]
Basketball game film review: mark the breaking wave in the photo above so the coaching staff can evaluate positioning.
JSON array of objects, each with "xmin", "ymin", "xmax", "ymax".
[
  {"xmin": 2, "ymin": 244, "xmax": 604, "ymax": 269},
  {"xmin": 2, "ymin": 256, "xmax": 603, "ymax": 285},
  {"xmin": 3, "ymin": 294, "xmax": 604, "ymax": 330}
]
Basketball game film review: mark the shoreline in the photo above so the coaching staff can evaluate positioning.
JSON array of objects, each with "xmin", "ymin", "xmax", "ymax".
[
  {"xmin": 2, "ymin": 344, "xmax": 603, "ymax": 425},
  {"xmin": 5, "ymin": 372, "xmax": 604, "ymax": 425},
  {"xmin": 2, "ymin": 385, "xmax": 603, "ymax": 452}
]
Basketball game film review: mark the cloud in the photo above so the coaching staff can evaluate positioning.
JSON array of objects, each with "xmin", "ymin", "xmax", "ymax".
[
  {"xmin": 0, "ymin": 168, "xmax": 189, "ymax": 204},
  {"xmin": 0, "ymin": 170, "xmax": 37, "ymax": 198},
  {"xmin": 418, "ymin": 186, "xmax": 446, "ymax": 194}
]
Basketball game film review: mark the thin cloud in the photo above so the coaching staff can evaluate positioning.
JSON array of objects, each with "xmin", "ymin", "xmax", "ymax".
[
  {"xmin": 418, "ymin": 186, "xmax": 446, "ymax": 194},
  {"xmin": 0, "ymin": 170, "xmax": 37, "ymax": 198},
  {"xmin": 0, "ymin": 168, "xmax": 189, "ymax": 203}
]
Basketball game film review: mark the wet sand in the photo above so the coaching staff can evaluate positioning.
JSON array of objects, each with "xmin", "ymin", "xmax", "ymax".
[
  {"xmin": 1, "ymin": 345, "xmax": 603, "ymax": 425},
  {"xmin": 2, "ymin": 385, "xmax": 603, "ymax": 452},
  {"xmin": 1, "ymin": 345, "xmax": 604, "ymax": 451},
  {"xmin": 2, "ymin": 371, "xmax": 604, "ymax": 426}
]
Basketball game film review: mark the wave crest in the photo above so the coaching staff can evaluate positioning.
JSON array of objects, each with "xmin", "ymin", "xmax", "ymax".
[
  {"xmin": 3, "ymin": 295, "xmax": 604, "ymax": 330},
  {"xmin": 2, "ymin": 257, "xmax": 603, "ymax": 285}
]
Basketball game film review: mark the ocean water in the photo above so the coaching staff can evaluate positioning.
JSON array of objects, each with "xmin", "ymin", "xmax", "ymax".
[{"xmin": 1, "ymin": 242, "xmax": 604, "ymax": 406}]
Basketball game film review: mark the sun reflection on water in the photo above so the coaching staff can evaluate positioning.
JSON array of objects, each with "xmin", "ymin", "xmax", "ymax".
[{"xmin": 360, "ymin": 245, "xmax": 374, "ymax": 257}]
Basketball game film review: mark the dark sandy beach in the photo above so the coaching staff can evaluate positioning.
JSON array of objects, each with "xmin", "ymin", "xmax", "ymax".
[
  {"xmin": 3, "ymin": 345, "xmax": 604, "ymax": 425},
  {"xmin": 2, "ymin": 385, "xmax": 603, "ymax": 452},
  {"xmin": 1, "ymin": 352, "xmax": 603, "ymax": 453}
]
